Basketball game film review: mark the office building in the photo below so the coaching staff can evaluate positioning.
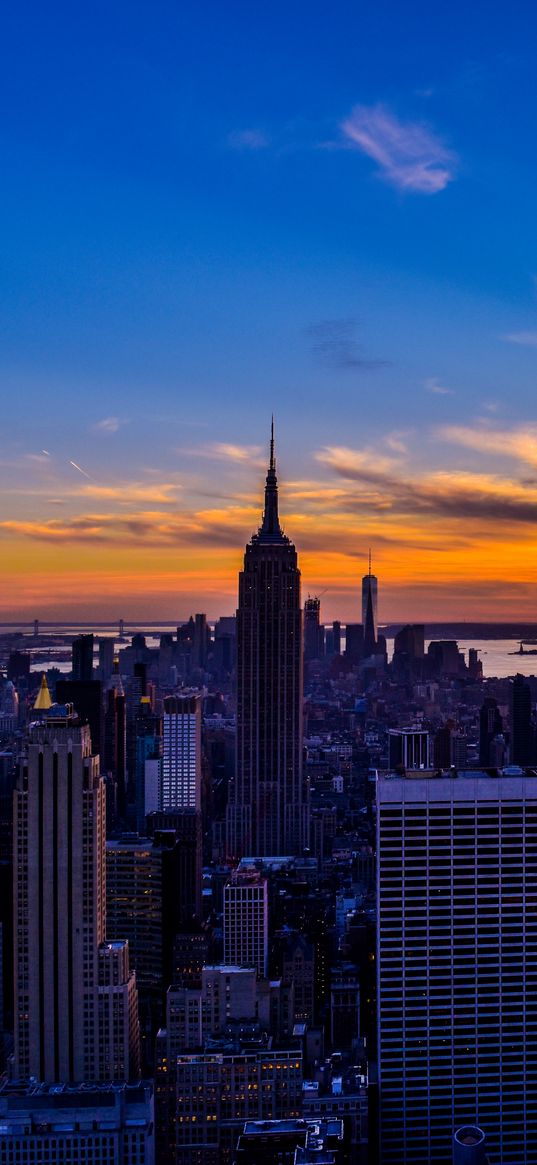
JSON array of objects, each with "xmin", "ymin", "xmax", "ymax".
[
  {"xmin": 227, "ymin": 423, "xmax": 307, "ymax": 857},
  {"xmin": 133, "ymin": 698, "xmax": 162, "ymax": 830},
  {"xmin": 388, "ymin": 727, "xmax": 431, "ymax": 770},
  {"xmin": 361, "ymin": 554, "xmax": 378, "ymax": 650},
  {"xmin": 162, "ymin": 693, "xmax": 202, "ymax": 811},
  {"xmin": 304, "ymin": 596, "xmax": 325, "ymax": 661},
  {"xmin": 13, "ymin": 699, "xmax": 139, "ymax": 1084},
  {"xmin": 56, "ymin": 678, "xmax": 103, "ymax": 756},
  {"xmin": 0, "ymin": 1081, "xmax": 154, "ymax": 1165},
  {"xmin": 377, "ymin": 770, "xmax": 537, "ymax": 1164},
  {"xmin": 511, "ymin": 673, "xmax": 533, "ymax": 766},
  {"xmin": 479, "ymin": 697, "xmax": 503, "ymax": 766},
  {"xmin": 164, "ymin": 1048, "xmax": 303, "ymax": 1165},
  {"xmin": 98, "ymin": 941, "xmax": 140, "ymax": 1082},
  {"xmin": 393, "ymin": 623, "xmax": 425, "ymax": 661},
  {"xmin": 106, "ymin": 832, "xmax": 183, "ymax": 1041},
  {"xmin": 71, "ymin": 633, "xmax": 94, "ymax": 681},
  {"xmin": 98, "ymin": 636, "xmax": 115, "ymax": 682},
  {"xmin": 223, "ymin": 868, "xmax": 269, "ymax": 978},
  {"xmin": 104, "ymin": 660, "xmax": 128, "ymax": 821},
  {"xmin": 146, "ymin": 809, "xmax": 202, "ymax": 925}
]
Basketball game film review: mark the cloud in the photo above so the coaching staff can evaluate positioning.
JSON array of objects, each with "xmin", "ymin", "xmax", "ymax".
[
  {"xmin": 424, "ymin": 376, "xmax": 454, "ymax": 395},
  {"xmin": 341, "ymin": 104, "xmax": 456, "ymax": 193},
  {"xmin": 315, "ymin": 444, "xmax": 537, "ymax": 525},
  {"xmin": 92, "ymin": 416, "xmax": 123, "ymax": 434},
  {"xmin": 78, "ymin": 481, "xmax": 181, "ymax": 505},
  {"xmin": 180, "ymin": 443, "xmax": 264, "ymax": 465},
  {"xmin": 437, "ymin": 423, "xmax": 537, "ymax": 467},
  {"xmin": 307, "ymin": 319, "xmax": 387, "ymax": 371},
  {"xmin": 502, "ymin": 331, "xmax": 537, "ymax": 348},
  {"xmin": 228, "ymin": 129, "xmax": 269, "ymax": 150}
]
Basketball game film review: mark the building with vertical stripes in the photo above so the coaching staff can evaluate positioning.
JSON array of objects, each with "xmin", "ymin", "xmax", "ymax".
[{"xmin": 377, "ymin": 771, "xmax": 537, "ymax": 1164}]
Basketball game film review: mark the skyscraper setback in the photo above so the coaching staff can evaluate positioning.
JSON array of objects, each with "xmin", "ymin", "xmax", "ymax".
[{"xmin": 227, "ymin": 424, "xmax": 308, "ymax": 857}]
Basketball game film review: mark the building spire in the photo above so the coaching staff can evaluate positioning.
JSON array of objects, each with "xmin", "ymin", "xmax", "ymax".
[
  {"xmin": 368, "ymin": 547, "xmax": 372, "ymax": 577},
  {"xmin": 259, "ymin": 418, "xmax": 283, "ymax": 540}
]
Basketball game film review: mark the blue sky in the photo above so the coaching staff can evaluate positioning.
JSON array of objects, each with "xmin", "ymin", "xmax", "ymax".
[{"xmin": 2, "ymin": 0, "xmax": 537, "ymax": 620}]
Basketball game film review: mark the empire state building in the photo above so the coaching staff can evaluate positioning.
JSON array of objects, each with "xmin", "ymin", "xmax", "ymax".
[{"xmin": 227, "ymin": 424, "xmax": 308, "ymax": 858}]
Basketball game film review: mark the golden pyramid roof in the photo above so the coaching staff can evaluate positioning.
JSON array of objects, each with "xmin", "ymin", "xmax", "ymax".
[{"xmin": 34, "ymin": 673, "xmax": 52, "ymax": 711}]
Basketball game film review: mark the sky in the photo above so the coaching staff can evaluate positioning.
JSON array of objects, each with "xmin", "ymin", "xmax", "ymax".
[{"xmin": 2, "ymin": 0, "xmax": 537, "ymax": 622}]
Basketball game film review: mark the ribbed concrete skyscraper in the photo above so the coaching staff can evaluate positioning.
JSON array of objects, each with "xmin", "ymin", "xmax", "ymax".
[{"xmin": 227, "ymin": 423, "xmax": 307, "ymax": 857}]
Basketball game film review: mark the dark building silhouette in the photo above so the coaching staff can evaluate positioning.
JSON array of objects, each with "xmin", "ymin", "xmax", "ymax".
[
  {"xmin": 325, "ymin": 620, "xmax": 341, "ymax": 657},
  {"xmin": 71, "ymin": 634, "xmax": 94, "ymax": 681},
  {"xmin": 479, "ymin": 697, "xmax": 503, "ymax": 766},
  {"xmin": 56, "ymin": 679, "xmax": 103, "ymax": 757},
  {"xmin": 304, "ymin": 596, "xmax": 325, "ymax": 661},
  {"xmin": 394, "ymin": 623, "xmax": 425, "ymax": 659},
  {"xmin": 511, "ymin": 673, "xmax": 533, "ymax": 766},
  {"xmin": 6, "ymin": 652, "xmax": 30, "ymax": 682},
  {"xmin": 146, "ymin": 809, "xmax": 202, "ymax": 926},
  {"xmin": 98, "ymin": 637, "xmax": 114, "ymax": 682},
  {"xmin": 345, "ymin": 624, "xmax": 364, "ymax": 665},
  {"xmin": 104, "ymin": 661, "xmax": 127, "ymax": 823},
  {"xmin": 226, "ymin": 424, "xmax": 307, "ymax": 858}
]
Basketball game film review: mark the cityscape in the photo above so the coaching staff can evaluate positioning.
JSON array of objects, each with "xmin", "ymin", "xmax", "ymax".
[
  {"xmin": 1, "ymin": 431, "xmax": 537, "ymax": 1164},
  {"xmin": 4, "ymin": 2, "xmax": 537, "ymax": 1163}
]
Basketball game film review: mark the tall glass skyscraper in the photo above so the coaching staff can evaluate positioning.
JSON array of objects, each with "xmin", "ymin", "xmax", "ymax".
[{"xmin": 227, "ymin": 424, "xmax": 308, "ymax": 857}]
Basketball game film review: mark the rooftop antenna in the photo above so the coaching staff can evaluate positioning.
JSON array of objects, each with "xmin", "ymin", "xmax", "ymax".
[
  {"xmin": 368, "ymin": 547, "xmax": 372, "ymax": 577},
  {"xmin": 270, "ymin": 414, "xmax": 275, "ymax": 471}
]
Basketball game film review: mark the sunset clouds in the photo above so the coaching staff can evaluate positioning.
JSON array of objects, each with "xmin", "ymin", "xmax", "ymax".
[{"xmin": 3, "ymin": 419, "xmax": 537, "ymax": 621}]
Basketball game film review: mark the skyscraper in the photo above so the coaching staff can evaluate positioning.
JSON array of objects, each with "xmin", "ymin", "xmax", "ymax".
[
  {"xmin": 71, "ymin": 633, "xmax": 94, "ymax": 682},
  {"xmin": 13, "ymin": 696, "xmax": 139, "ymax": 1084},
  {"xmin": 511, "ymin": 672, "xmax": 533, "ymax": 766},
  {"xmin": 223, "ymin": 867, "xmax": 269, "ymax": 978},
  {"xmin": 227, "ymin": 423, "xmax": 307, "ymax": 857},
  {"xmin": 377, "ymin": 770, "xmax": 537, "ymax": 1164},
  {"xmin": 304, "ymin": 596, "xmax": 325, "ymax": 661},
  {"xmin": 361, "ymin": 551, "xmax": 378, "ymax": 653},
  {"xmin": 162, "ymin": 693, "xmax": 202, "ymax": 811}
]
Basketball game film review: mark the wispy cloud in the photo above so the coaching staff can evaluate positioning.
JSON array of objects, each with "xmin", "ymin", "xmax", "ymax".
[
  {"xmin": 180, "ymin": 442, "xmax": 264, "ymax": 465},
  {"xmin": 340, "ymin": 104, "xmax": 456, "ymax": 194},
  {"xmin": 92, "ymin": 416, "xmax": 124, "ymax": 435},
  {"xmin": 228, "ymin": 128, "xmax": 269, "ymax": 150},
  {"xmin": 502, "ymin": 331, "xmax": 537, "ymax": 348},
  {"xmin": 424, "ymin": 376, "xmax": 454, "ymax": 395},
  {"xmin": 436, "ymin": 423, "xmax": 537, "ymax": 468},
  {"xmin": 307, "ymin": 319, "xmax": 387, "ymax": 371},
  {"xmin": 315, "ymin": 444, "xmax": 537, "ymax": 525}
]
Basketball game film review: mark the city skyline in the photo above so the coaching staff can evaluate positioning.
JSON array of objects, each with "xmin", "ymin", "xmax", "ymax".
[{"xmin": 3, "ymin": 2, "xmax": 537, "ymax": 621}]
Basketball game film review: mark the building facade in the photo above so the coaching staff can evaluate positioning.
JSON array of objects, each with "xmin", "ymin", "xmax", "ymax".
[
  {"xmin": 13, "ymin": 702, "xmax": 140, "ymax": 1085},
  {"xmin": 223, "ymin": 869, "xmax": 269, "ymax": 979},
  {"xmin": 377, "ymin": 771, "xmax": 537, "ymax": 1164},
  {"xmin": 227, "ymin": 425, "xmax": 307, "ymax": 857},
  {"xmin": 162, "ymin": 694, "xmax": 202, "ymax": 811}
]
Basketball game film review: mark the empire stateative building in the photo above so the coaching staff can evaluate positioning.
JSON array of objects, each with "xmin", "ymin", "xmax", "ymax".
[{"xmin": 227, "ymin": 424, "xmax": 308, "ymax": 858}]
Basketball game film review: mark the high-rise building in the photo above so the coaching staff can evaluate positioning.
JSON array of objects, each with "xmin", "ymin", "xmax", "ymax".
[
  {"xmin": 162, "ymin": 693, "xmax": 202, "ymax": 811},
  {"xmin": 98, "ymin": 637, "xmax": 115, "ymax": 683},
  {"xmin": 304, "ymin": 596, "xmax": 325, "ymax": 661},
  {"xmin": 133, "ymin": 698, "xmax": 162, "ymax": 830},
  {"xmin": 377, "ymin": 771, "xmax": 537, "ymax": 1164},
  {"xmin": 393, "ymin": 623, "xmax": 425, "ymax": 660},
  {"xmin": 146, "ymin": 809, "xmax": 202, "ymax": 925},
  {"xmin": 227, "ymin": 423, "xmax": 307, "ymax": 857},
  {"xmin": 361, "ymin": 553, "xmax": 378, "ymax": 649},
  {"xmin": 71, "ymin": 633, "xmax": 94, "ymax": 681},
  {"xmin": 13, "ymin": 698, "xmax": 139, "ymax": 1084},
  {"xmin": 511, "ymin": 673, "xmax": 533, "ymax": 766},
  {"xmin": 106, "ymin": 832, "xmax": 183, "ymax": 1042},
  {"xmin": 479, "ymin": 697, "xmax": 503, "ymax": 766},
  {"xmin": 223, "ymin": 868, "xmax": 269, "ymax": 978},
  {"xmin": 388, "ymin": 727, "xmax": 432, "ymax": 770},
  {"xmin": 104, "ymin": 660, "xmax": 128, "ymax": 822}
]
